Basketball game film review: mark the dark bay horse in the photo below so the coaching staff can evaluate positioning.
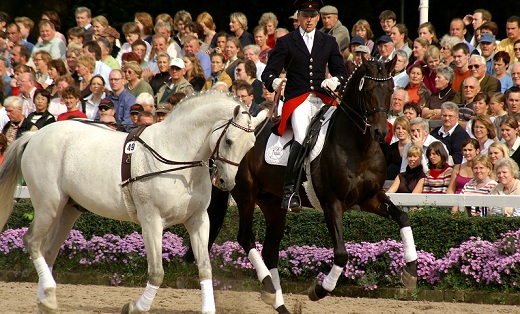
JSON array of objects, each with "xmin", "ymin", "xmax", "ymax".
[{"xmin": 199, "ymin": 58, "xmax": 418, "ymax": 313}]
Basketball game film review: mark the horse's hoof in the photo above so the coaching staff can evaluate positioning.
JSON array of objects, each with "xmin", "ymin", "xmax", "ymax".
[
  {"xmin": 275, "ymin": 304, "xmax": 291, "ymax": 314},
  {"xmin": 307, "ymin": 284, "xmax": 328, "ymax": 301},
  {"xmin": 260, "ymin": 276, "xmax": 276, "ymax": 305},
  {"xmin": 37, "ymin": 287, "xmax": 58, "ymax": 313},
  {"xmin": 401, "ymin": 268, "xmax": 418, "ymax": 290},
  {"xmin": 121, "ymin": 300, "xmax": 144, "ymax": 314}
]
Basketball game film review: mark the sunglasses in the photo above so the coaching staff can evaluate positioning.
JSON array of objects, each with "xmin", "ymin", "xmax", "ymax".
[{"xmin": 468, "ymin": 64, "xmax": 481, "ymax": 70}]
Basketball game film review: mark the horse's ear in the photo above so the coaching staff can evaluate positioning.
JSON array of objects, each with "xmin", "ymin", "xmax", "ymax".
[
  {"xmin": 251, "ymin": 109, "xmax": 268, "ymax": 128},
  {"xmin": 233, "ymin": 105, "xmax": 241, "ymax": 118},
  {"xmin": 345, "ymin": 60, "xmax": 357, "ymax": 76},
  {"xmin": 386, "ymin": 56, "xmax": 398, "ymax": 75}
]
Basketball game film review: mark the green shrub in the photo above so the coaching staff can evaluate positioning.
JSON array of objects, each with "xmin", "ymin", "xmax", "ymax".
[{"xmin": 7, "ymin": 200, "xmax": 520, "ymax": 258}]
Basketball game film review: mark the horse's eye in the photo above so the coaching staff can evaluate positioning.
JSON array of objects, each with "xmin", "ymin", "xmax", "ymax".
[{"xmin": 225, "ymin": 138, "xmax": 233, "ymax": 146}]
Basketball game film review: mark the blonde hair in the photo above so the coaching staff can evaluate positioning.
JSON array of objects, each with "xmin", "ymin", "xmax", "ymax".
[
  {"xmin": 124, "ymin": 61, "xmax": 142, "ymax": 78},
  {"xmin": 76, "ymin": 55, "xmax": 96, "ymax": 73},
  {"xmin": 407, "ymin": 145, "xmax": 423, "ymax": 157}
]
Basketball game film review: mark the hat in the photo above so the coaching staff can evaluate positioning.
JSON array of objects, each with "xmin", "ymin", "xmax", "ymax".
[
  {"xmin": 288, "ymin": 10, "xmax": 298, "ymax": 20},
  {"xmin": 354, "ymin": 45, "xmax": 371, "ymax": 55},
  {"xmin": 350, "ymin": 36, "xmax": 365, "ymax": 46},
  {"xmin": 99, "ymin": 99, "xmax": 114, "ymax": 110},
  {"xmin": 169, "ymin": 58, "xmax": 185, "ymax": 69},
  {"xmin": 101, "ymin": 26, "xmax": 120, "ymax": 39},
  {"xmin": 294, "ymin": 0, "xmax": 323, "ymax": 14},
  {"xmin": 130, "ymin": 104, "xmax": 144, "ymax": 114},
  {"xmin": 319, "ymin": 5, "xmax": 338, "ymax": 15},
  {"xmin": 377, "ymin": 35, "xmax": 392, "ymax": 45},
  {"xmin": 156, "ymin": 103, "xmax": 173, "ymax": 114},
  {"xmin": 480, "ymin": 33, "xmax": 496, "ymax": 43}
]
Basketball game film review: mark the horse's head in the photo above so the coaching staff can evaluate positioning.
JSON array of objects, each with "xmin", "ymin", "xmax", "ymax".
[
  {"xmin": 342, "ymin": 57, "xmax": 396, "ymax": 142},
  {"xmin": 208, "ymin": 105, "xmax": 266, "ymax": 191}
]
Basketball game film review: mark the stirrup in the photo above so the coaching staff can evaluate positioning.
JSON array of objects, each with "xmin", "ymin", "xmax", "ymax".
[{"xmin": 282, "ymin": 192, "xmax": 302, "ymax": 213}]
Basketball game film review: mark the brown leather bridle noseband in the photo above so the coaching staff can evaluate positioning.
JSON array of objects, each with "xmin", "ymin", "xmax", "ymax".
[{"xmin": 210, "ymin": 111, "xmax": 256, "ymax": 167}]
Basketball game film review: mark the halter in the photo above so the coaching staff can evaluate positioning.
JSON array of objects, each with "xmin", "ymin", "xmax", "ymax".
[
  {"xmin": 334, "ymin": 63, "xmax": 393, "ymax": 135},
  {"xmin": 121, "ymin": 112, "xmax": 255, "ymax": 186}
]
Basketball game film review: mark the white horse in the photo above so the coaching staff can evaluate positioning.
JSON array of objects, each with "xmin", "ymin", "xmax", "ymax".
[{"xmin": 0, "ymin": 91, "xmax": 265, "ymax": 314}]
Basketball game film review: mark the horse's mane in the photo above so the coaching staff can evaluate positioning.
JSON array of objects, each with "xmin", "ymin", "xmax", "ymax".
[
  {"xmin": 174, "ymin": 91, "xmax": 240, "ymax": 111},
  {"xmin": 160, "ymin": 90, "xmax": 242, "ymax": 125}
]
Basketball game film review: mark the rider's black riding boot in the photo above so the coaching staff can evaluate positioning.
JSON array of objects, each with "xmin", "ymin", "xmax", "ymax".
[{"xmin": 281, "ymin": 142, "xmax": 303, "ymax": 213}]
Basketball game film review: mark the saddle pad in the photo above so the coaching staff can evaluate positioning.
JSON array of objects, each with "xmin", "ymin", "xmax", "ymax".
[{"xmin": 265, "ymin": 106, "xmax": 336, "ymax": 166}]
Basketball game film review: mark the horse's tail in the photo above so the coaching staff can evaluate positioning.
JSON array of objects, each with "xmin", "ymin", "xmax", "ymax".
[
  {"xmin": 184, "ymin": 186, "xmax": 230, "ymax": 262},
  {"xmin": 0, "ymin": 132, "xmax": 35, "ymax": 230}
]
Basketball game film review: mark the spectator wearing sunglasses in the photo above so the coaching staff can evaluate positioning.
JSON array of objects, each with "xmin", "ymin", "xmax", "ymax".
[{"xmin": 452, "ymin": 54, "xmax": 501, "ymax": 103}]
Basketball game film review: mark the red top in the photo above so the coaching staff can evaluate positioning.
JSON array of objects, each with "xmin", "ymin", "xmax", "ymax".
[
  {"xmin": 57, "ymin": 110, "xmax": 87, "ymax": 121},
  {"xmin": 267, "ymin": 33, "xmax": 275, "ymax": 49}
]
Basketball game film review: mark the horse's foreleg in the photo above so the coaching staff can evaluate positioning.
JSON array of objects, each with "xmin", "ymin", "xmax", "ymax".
[
  {"xmin": 363, "ymin": 192, "xmax": 418, "ymax": 289},
  {"xmin": 185, "ymin": 211, "xmax": 215, "ymax": 314},
  {"xmin": 121, "ymin": 216, "xmax": 163, "ymax": 314},
  {"xmin": 235, "ymin": 196, "xmax": 276, "ymax": 307},
  {"xmin": 308, "ymin": 200, "xmax": 347, "ymax": 301},
  {"xmin": 258, "ymin": 196, "xmax": 290, "ymax": 313}
]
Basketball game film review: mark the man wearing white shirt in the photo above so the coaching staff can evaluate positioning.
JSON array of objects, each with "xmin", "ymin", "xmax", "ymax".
[
  {"xmin": 401, "ymin": 117, "xmax": 450, "ymax": 173},
  {"xmin": 154, "ymin": 22, "xmax": 182, "ymax": 59},
  {"xmin": 32, "ymin": 20, "xmax": 66, "ymax": 60},
  {"xmin": 243, "ymin": 44, "xmax": 265, "ymax": 81}
]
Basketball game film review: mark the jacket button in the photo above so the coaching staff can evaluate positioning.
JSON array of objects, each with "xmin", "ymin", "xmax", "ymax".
[
  {"xmin": 310, "ymin": 72, "xmax": 313, "ymax": 76},
  {"xmin": 310, "ymin": 86, "xmax": 315, "ymax": 90},
  {"xmin": 309, "ymin": 65, "xmax": 313, "ymax": 69},
  {"xmin": 310, "ymin": 58, "xmax": 313, "ymax": 62},
  {"xmin": 310, "ymin": 80, "xmax": 313, "ymax": 83}
]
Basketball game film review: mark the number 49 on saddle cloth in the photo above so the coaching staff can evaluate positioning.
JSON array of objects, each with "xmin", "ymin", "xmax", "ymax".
[{"xmin": 264, "ymin": 105, "xmax": 336, "ymax": 166}]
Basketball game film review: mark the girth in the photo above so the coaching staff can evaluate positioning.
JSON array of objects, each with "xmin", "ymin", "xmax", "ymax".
[{"xmin": 121, "ymin": 125, "xmax": 148, "ymax": 185}]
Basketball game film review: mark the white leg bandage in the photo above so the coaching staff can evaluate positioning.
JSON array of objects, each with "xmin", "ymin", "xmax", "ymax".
[
  {"xmin": 200, "ymin": 279, "xmax": 216, "ymax": 313},
  {"xmin": 269, "ymin": 268, "xmax": 285, "ymax": 309},
  {"xmin": 136, "ymin": 282, "xmax": 159, "ymax": 312},
  {"xmin": 248, "ymin": 249, "xmax": 271, "ymax": 282},
  {"xmin": 400, "ymin": 226, "xmax": 418, "ymax": 262},
  {"xmin": 34, "ymin": 257, "xmax": 56, "ymax": 290},
  {"xmin": 322, "ymin": 264, "xmax": 344, "ymax": 292}
]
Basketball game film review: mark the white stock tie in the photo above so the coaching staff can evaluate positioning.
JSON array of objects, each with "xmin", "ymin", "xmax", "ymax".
[{"xmin": 304, "ymin": 33, "xmax": 313, "ymax": 53}]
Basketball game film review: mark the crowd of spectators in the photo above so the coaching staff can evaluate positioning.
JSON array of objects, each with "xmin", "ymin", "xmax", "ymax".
[{"xmin": 0, "ymin": 6, "xmax": 520, "ymax": 216}]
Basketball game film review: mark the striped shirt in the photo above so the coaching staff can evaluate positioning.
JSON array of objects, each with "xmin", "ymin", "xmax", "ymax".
[
  {"xmin": 422, "ymin": 165, "xmax": 453, "ymax": 194},
  {"xmin": 461, "ymin": 179, "xmax": 498, "ymax": 216}
]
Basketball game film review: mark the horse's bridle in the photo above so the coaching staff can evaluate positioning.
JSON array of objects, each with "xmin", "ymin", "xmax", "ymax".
[
  {"xmin": 121, "ymin": 111, "xmax": 255, "ymax": 186},
  {"xmin": 334, "ymin": 69, "xmax": 393, "ymax": 135},
  {"xmin": 210, "ymin": 112, "xmax": 256, "ymax": 167}
]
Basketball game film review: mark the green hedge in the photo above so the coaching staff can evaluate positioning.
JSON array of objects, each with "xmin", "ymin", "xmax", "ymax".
[{"xmin": 7, "ymin": 200, "xmax": 520, "ymax": 257}]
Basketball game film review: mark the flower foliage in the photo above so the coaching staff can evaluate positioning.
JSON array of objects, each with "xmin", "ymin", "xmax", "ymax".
[{"xmin": 1, "ymin": 228, "xmax": 520, "ymax": 292}]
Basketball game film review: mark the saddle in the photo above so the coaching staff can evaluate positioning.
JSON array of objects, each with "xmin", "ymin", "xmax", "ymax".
[{"xmin": 264, "ymin": 104, "xmax": 335, "ymax": 179}]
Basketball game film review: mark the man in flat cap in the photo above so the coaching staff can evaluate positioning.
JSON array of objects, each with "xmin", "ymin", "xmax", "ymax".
[
  {"xmin": 319, "ymin": 5, "xmax": 350, "ymax": 55},
  {"xmin": 262, "ymin": 0, "xmax": 348, "ymax": 212}
]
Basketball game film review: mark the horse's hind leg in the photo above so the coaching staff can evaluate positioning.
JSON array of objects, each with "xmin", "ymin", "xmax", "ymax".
[
  {"xmin": 185, "ymin": 211, "xmax": 215, "ymax": 314},
  {"xmin": 23, "ymin": 195, "xmax": 68, "ymax": 313},
  {"xmin": 121, "ymin": 213, "xmax": 164, "ymax": 314},
  {"xmin": 235, "ymin": 193, "xmax": 277, "ymax": 308},
  {"xmin": 360, "ymin": 191, "xmax": 418, "ymax": 289},
  {"xmin": 37, "ymin": 204, "xmax": 82, "ymax": 304},
  {"xmin": 257, "ymin": 195, "xmax": 290, "ymax": 314}
]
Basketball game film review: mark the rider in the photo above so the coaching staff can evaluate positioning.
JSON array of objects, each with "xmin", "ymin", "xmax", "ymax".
[{"xmin": 262, "ymin": 0, "xmax": 349, "ymax": 212}]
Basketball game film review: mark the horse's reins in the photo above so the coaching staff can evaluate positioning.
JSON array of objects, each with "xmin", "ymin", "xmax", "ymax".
[{"xmin": 121, "ymin": 114, "xmax": 255, "ymax": 187}]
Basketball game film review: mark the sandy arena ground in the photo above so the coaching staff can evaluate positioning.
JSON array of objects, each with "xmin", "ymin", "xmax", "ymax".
[{"xmin": 0, "ymin": 281, "xmax": 519, "ymax": 313}]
